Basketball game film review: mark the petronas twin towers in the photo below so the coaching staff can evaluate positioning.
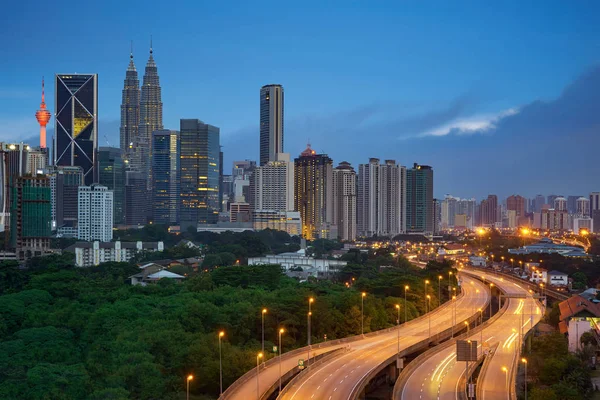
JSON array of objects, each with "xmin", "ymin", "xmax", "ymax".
[{"xmin": 119, "ymin": 42, "xmax": 163, "ymax": 178}]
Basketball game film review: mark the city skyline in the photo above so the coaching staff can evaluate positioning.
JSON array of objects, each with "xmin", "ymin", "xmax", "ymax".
[{"xmin": 1, "ymin": 2, "xmax": 600, "ymax": 198}]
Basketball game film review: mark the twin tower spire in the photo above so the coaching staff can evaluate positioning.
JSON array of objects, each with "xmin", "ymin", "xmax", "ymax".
[{"xmin": 119, "ymin": 38, "xmax": 163, "ymax": 176}]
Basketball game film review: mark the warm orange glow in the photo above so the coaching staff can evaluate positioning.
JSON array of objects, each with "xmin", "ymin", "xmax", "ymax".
[
  {"xmin": 521, "ymin": 358, "xmax": 527, "ymax": 364},
  {"xmin": 262, "ymin": 308, "xmax": 267, "ymax": 314},
  {"xmin": 257, "ymin": 352, "xmax": 263, "ymax": 359},
  {"xmin": 279, "ymin": 328, "xmax": 285, "ymax": 334},
  {"xmin": 219, "ymin": 331, "xmax": 225, "ymax": 338},
  {"xmin": 521, "ymin": 228, "xmax": 530, "ymax": 235},
  {"xmin": 187, "ymin": 375, "xmax": 194, "ymax": 381},
  {"xmin": 309, "ymin": 297, "xmax": 314, "ymax": 303},
  {"xmin": 362, "ymin": 292, "xmax": 366, "ymax": 297},
  {"xmin": 405, "ymin": 285, "xmax": 409, "ymax": 290},
  {"xmin": 35, "ymin": 78, "xmax": 51, "ymax": 148}
]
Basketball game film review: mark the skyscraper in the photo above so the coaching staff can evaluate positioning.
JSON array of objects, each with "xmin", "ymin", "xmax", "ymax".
[
  {"xmin": 533, "ymin": 194, "xmax": 545, "ymax": 213},
  {"xmin": 152, "ymin": 130, "xmax": 180, "ymax": 225},
  {"xmin": 294, "ymin": 144, "xmax": 334, "ymax": 240},
  {"xmin": 260, "ymin": 84, "xmax": 284, "ymax": 166},
  {"xmin": 0, "ymin": 143, "xmax": 32, "ymax": 232},
  {"xmin": 125, "ymin": 171, "xmax": 148, "ymax": 226},
  {"xmin": 567, "ymin": 195, "xmax": 582, "ymax": 215},
  {"xmin": 554, "ymin": 197, "xmax": 567, "ymax": 212},
  {"xmin": 54, "ymin": 74, "xmax": 98, "ymax": 185},
  {"xmin": 357, "ymin": 158, "xmax": 406, "ymax": 237},
  {"xmin": 179, "ymin": 119, "xmax": 220, "ymax": 229},
  {"xmin": 119, "ymin": 48, "xmax": 140, "ymax": 157},
  {"xmin": 576, "ymin": 197, "xmax": 590, "ymax": 217},
  {"xmin": 506, "ymin": 195, "xmax": 526, "ymax": 218},
  {"xmin": 479, "ymin": 195, "xmax": 498, "ymax": 226},
  {"xmin": 136, "ymin": 43, "xmax": 163, "ymax": 183},
  {"xmin": 48, "ymin": 165, "xmax": 84, "ymax": 232},
  {"xmin": 10, "ymin": 175, "xmax": 51, "ymax": 260},
  {"xmin": 98, "ymin": 147, "xmax": 125, "ymax": 225},
  {"xmin": 406, "ymin": 163, "xmax": 433, "ymax": 234},
  {"xmin": 332, "ymin": 161, "xmax": 357, "ymax": 241},
  {"xmin": 78, "ymin": 184, "xmax": 113, "ymax": 242}
]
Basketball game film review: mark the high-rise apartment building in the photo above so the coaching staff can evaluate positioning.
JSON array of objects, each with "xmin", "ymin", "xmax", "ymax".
[
  {"xmin": 78, "ymin": 184, "xmax": 113, "ymax": 242},
  {"xmin": 554, "ymin": 197, "xmax": 567, "ymax": 212},
  {"xmin": 10, "ymin": 175, "xmax": 51, "ymax": 260},
  {"xmin": 590, "ymin": 192, "xmax": 600, "ymax": 233},
  {"xmin": 533, "ymin": 194, "xmax": 545, "ymax": 213},
  {"xmin": 1, "ymin": 143, "xmax": 35, "ymax": 232},
  {"xmin": 332, "ymin": 161, "xmax": 357, "ymax": 241},
  {"xmin": 433, "ymin": 198, "xmax": 441, "ymax": 234},
  {"xmin": 357, "ymin": 158, "xmax": 406, "ymax": 237},
  {"xmin": 125, "ymin": 171, "xmax": 148, "ymax": 226},
  {"xmin": 98, "ymin": 147, "xmax": 125, "ymax": 225},
  {"xmin": 294, "ymin": 144, "xmax": 334, "ymax": 240},
  {"xmin": 406, "ymin": 163, "xmax": 433, "ymax": 234},
  {"xmin": 259, "ymin": 84, "xmax": 284, "ymax": 166},
  {"xmin": 136, "ymin": 45, "xmax": 163, "ymax": 184},
  {"xmin": 547, "ymin": 195, "xmax": 560, "ymax": 208},
  {"xmin": 179, "ymin": 119, "xmax": 220, "ymax": 229},
  {"xmin": 506, "ymin": 195, "xmax": 526, "ymax": 218},
  {"xmin": 27, "ymin": 149, "xmax": 48, "ymax": 174},
  {"xmin": 441, "ymin": 195, "xmax": 458, "ymax": 229},
  {"xmin": 541, "ymin": 209, "xmax": 569, "ymax": 231},
  {"xmin": 54, "ymin": 74, "xmax": 98, "ymax": 185},
  {"xmin": 152, "ymin": 130, "xmax": 180, "ymax": 225},
  {"xmin": 479, "ymin": 195, "xmax": 498, "ymax": 226},
  {"xmin": 119, "ymin": 50, "xmax": 140, "ymax": 157},
  {"xmin": 48, "ymin": 166, "xmax": 83, "ymax": 231},
  {"xmin": 250, "ymin": 153, "xmax": 294, "ymax": 211},
  {"xmin": 576, "ymin": 197, "xmax": 590, "ymax": 217},
  {"xmin": 566, "ymin": 196, "xmax": 581, "ymax": 215}
]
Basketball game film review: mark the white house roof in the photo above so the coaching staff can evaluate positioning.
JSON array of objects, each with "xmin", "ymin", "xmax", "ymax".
[
  {"xmin": 548, "ymin": 270, "xmax": 568, "ymax": 276},
  {"xmin": 147, "ymin": 270, "xmax": 186, "ymax": 279}
]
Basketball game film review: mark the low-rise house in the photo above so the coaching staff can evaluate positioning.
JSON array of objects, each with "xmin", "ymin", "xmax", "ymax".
[
  {"xmin": 248, "ymin": 249, "xmax": 347, "ymax": 276},
  {"xmin": 66, "ymin": 241, "xmax": 164, "ymax": 267},
  {"xmin": 129, "ymin": 263, "xmax": 186, "ymax": 286},
  {"xmin": 469, "ymin": 255, "xmax": 486, "ymax": 267},
  {"xmin": 548, "ymin": 270, "xmax": 569, "ymax": 287},
  {"xmin": 558, "ymin": 294, "xmax": 600, "ymax": 352},
  {"xmin": 530, "ymin": 267, "xmax": 547, "ymax": 284}
]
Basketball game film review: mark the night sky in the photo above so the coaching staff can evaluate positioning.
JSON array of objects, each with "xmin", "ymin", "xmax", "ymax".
[{"xmin": 1, "ymin": 1, "xmax": 599, "ymax": 199}]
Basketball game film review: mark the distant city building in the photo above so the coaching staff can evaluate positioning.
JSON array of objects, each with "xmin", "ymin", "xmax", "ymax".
[
  {"xmin": 332, "ymin": 161, "xmax": 357, "ymax": 241},
  {"xmin": 0, "ymin": 142, "xmax": 31, "ymax": 231},
  {"xmin": 573, "ymin": 217, "xmax": 593, "ymax": 234},
  {"xmin": 547, "ymin": 195, "xmax": 560, "ymax": 209},
  {"xmin": 98, "ymin": 147, "xmax": 125, "ymax": 225},
  {"xmin": 10, "ymin": 175, "xmax": 51, "ymax": 260},
  {"xmin": 151, "ymin": 130, "xmax": 180, "ymax": 225},
  {"xmin": 78, "ymin": 185, "xmax": 113, "ymax": 242},
  {"xmin": 259, "ymin": 84, "xmax": 284, "ymax": 166},
  {"xmin": 357, "ymin": 158, "xmax": 406, "ymax": 237},
  {"xmin": 441, "ymin": 195, "xmax": 458, "ymax": 229},
  {"xmin": 135, "ymin": 44, "xmax": 163, "ymax": 186},
  {"xmin": 294, "ymin": 144, "xmax": 334, "ymax": 240},
  {"xmin": 506, "ymin": 210, "xmax": 517, "ymax": 229},
  {"xmin": 406, "ymin": 163, "xmax": 433, "ymax": 234},
  {"xmin": 48, "ymin": 165, "xmax": 83, "ymax": 231},
  {"xmin": 67, "ymin": 240, "xmax": 164, "ymax": 267},
  {"xmin": 479, "ymin": 195, "xmax": 498, "ymax": 226},
  {"xmin": 35, "ymin": 78, "xmax": 51, "ymax": 149},
  {"xmin": 125, "ymin": 170, "xmax": 148, "ymax": 226},
  {"xmin": 576, "ymin": 197, "xmax": 590, "ymax": 217},
  {"xmin": 250, "ymin": 153, "xmax": 294, "ymax": 211},
  {"xmin": 179, "ymin": 119, "xmax": 220, "ymax": 229},
  {"xmin": 554, "ymin": 196, "xmax": 567, "ymax": 212},
  {"xmin": 541, "ymin": 208, "xmax": 570, "ymax": 231},
  {"xmin": 119, "ymin": 49, "xmax": 140, "ymax": 158},
  {"xmin": 54, "ymin": 74, "xmax": 98, "ymax": 185},
  {"xmin": 567, "ymin": 195, "xmax": 582, "ymax": 215},
  {"xmin": 433, "ymin": 198, "xmax": 441, "ymax": 234},
  {"xmin": 509, "ymin": 238, "xmax": 587, "ymax": 257},
  {"xmin": 506, "ymin": 195, "xmax": 526, "ymax": 218},
  {"xmin": 533, "ymin": 194, "xmax": 545, "ymax": 213},
  {"xmin": 27, "ymin": 148, "xmax": 48, "ymax": 174},
  {"xmin": 230, "ymin": 202, "xmax": 251, "ymax": 223},
  {"xmin": 590, "ymin": 192, "xmax": 600, "ymax": 214},
  {"xmin": 252, "ymin": 210, "xmax": 302, "ymax": 236}
]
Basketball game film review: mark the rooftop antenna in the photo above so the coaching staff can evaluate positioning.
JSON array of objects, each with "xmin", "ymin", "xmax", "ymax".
[{"xmin": 150, "ymin": 35, "xmax": 153, "ymax": 54}]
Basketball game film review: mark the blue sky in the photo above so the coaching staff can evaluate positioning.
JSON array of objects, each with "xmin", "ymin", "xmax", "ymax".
[{"xmin": 1, "ymin": 1, "xmax": 599, "ymax": 199}]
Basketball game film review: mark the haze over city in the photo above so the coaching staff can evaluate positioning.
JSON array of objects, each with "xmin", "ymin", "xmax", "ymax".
[{"xmin": 1, "ymin": 1, "xmax": 599, "ymax": 198}]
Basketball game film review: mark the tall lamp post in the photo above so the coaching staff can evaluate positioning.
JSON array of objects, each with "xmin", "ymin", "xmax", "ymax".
[
  {"xmin": 426, "ymin": 295, "xmax": 431, "ymax": 339},
  {"xmin": 256, "ymin": 353, "xmax": 263, "ymax": 400},
  {"xmin": 186, "ymin": 375, "xmax": 193, "ymax": 400},
  {"xmin": 278, "ymin": 328, "xmax": 284, "ymax": 393},
  {"xmin": 404, "ymin": 286, "xmax": 409, "ymax": 323},
  {"xmin": 438, "ymin": 275, "xmax": 443, "ymax": 307},
  {"xmin": 361, "ymin": 292, "xmax": 366, "ymax": 336},
  {"xmin": 218, "ymin": 331, "xmax": 225, "ymax": 397},
  {"xmin": 261, "ymin": 308, "xmax": 267, "ymax": 361},
  {"xmin": 521, "ymin": 358, "xmax": 528, "ymax": 400},
  {"xmin": 489, "ymin": 283, "xmax": 494, "ymax": 318},
  {"xmin": 502, "ymin": 366, "xmax": 508, "ymax": 391},
  {"xmin": 452, "ymin": 295, "xmax": 457, "ymax": 337},
  {"xmin": 448, "ymin": 271, "xmax": 453, "ymax": 294},
  {"xmin": 308, "ymin": 297, "xmax": 314, "ymax": 367},
  {"xmin": 395, "ymin": 304, "xmax": 400, "ymax": 356}
]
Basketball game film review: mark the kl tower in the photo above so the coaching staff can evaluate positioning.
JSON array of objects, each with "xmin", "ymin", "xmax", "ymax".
[{"xmin": 35, "ymin": 78, "xmax": 51, "ymax": 148}]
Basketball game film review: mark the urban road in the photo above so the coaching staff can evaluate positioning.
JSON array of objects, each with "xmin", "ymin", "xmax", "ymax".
[{"xmin": 397, "ymin": 269, "xmax": 542, "ymax": 400}]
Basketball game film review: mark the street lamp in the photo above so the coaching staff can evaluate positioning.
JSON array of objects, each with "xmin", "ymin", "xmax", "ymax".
[
  {"xmin": 502, "ymin": 366, "xmax": 508, "ymax": 390},
  {"xmin": 404, "ymin": 285, "xmax": 410, "ymax": 323},
  {"xmin": 256, "ymin": 353, "xmax": 263, "ymax": 400},
  {"xmin": 464, "ymin": 320, "xmax": 469, "ymax": 335},
  {"xmin": 489, "ymin": 283, "xmax": 494, "ymax": 318},
  {"xmin": 510, "ymin": 258, "xmax": 514, "ymax": 269},
  {"xmin": 521, "ymin": 358, "xmax": 528, "ymax": 400},
  {"xmin": 426, "ymin": 295, "xmax": 431, "ymax": 339},
  {"xmin": 478, "ymin": 308, "xmax": 483, "ymax": 350},
  {"xmin": 278, "ymin": 328, "xmax": 284, "ymax": 393},
  {"xmin": 261, "ymin": 308, "xmax": 267, "ymax": 360},
  {"xmin": 448, "ymin": 272, "xmax": 453, "ymax": 293},
  {"xmin": 438, "ymin": 275, "xmax": 443, "ymax": 307},
  {"xmin": 361, "ymin": 292, "xmax": 366, "ymax": 336},
  {"xmin": 186, "ymin": 375, "xmax": 193, "ymax": 400},
  {"xmin": 452, "ymin": 295, "xmax": 457, "ymax": 337},
  {"xmin": 218, "ymin": 331, "xmax": 225, "ymax": 397},
  {"xmin": 395, "ymin": 304, "xmax": 400, "ymax": 356},
  {"xmin": 308, "ymin": 297, "xmax": 314, "ymax": 367}
]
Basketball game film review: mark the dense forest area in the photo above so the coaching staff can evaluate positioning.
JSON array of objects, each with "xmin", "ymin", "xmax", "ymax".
[{"xmin": 0, "ymin": 231, "xmax": 454, "ymax": 399}]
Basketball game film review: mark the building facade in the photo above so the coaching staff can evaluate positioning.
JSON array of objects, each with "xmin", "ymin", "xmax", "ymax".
[
  {"xmin": 152, "ymin": 130, "xmax": 180, "ymax": 225},
  {"xmin": 357, "ymin": 158, "xmax": 406, "ymax": 237},
  {"xmin": 259, "ymin": 84, "xmax": 284, "ymax": 166},
  {"xmin": 125, "ymin": 170, "xmax": 148, "ymax": 226},
  {"xmin": 479, "ymin": 195, "xmax": 498, "ymax": 226},
  {"xmin": 294, "ymin": 144, "xmax": 334, "ymax": 240},
  {"xmin": 250, "ymin": 152, "xmax": 294, "ymax": 211},
  {"xmin": 98, "ymin": 147, "xmax": 125, "ymax": 225},
  {"xmin": 506, "ymin": 195, "xmax": 526, "ymax": 218},
  {"xmin": 332, "ymin": 161, "xmax": 357, "ymax": 241},
  {"xmin": 78, "ymin": 184, "xmax": 113, "ymax": 242},
  {"xmin": 406, "ymin": 163, "xmax": 433, "ymax": 234},
  {"xmin": 54, "ymin": 74, "xmax": 98, "ymax": 185},
  {"xmin": 179, "ymin": 119, "xmax": 220, "ymax": 229},
  {"xmin": 48, "ymin": 165, "xmax": 83, "ymax": 231},
  {"xmin": 576, "ymin": 197, "xmax": 590, "ymax": 217},
  {"xmin": 10, "ymin": 175, "xmax": 51, "ymax": 260},
  {"xmin": 252, "ymin": 210, "xmax": 302, "ymax": 235},
  {"xmin": 68, "ymin": 240, "xmax": 164, "ymax": 267}
]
